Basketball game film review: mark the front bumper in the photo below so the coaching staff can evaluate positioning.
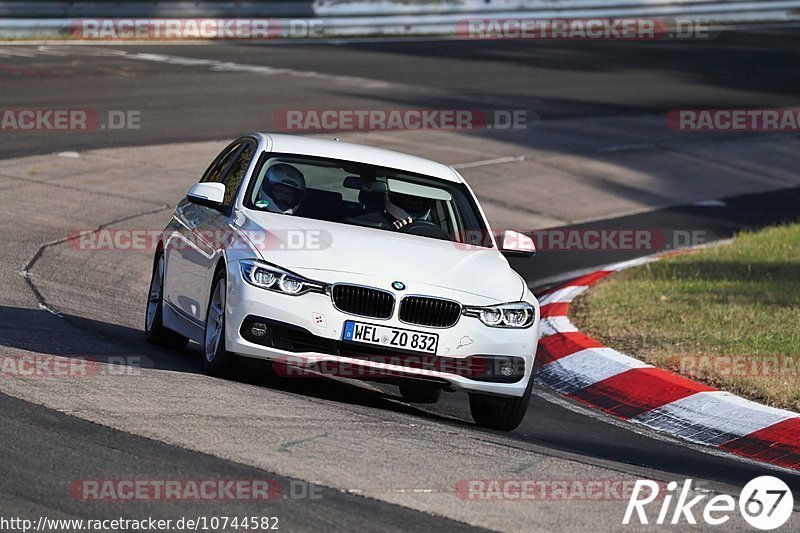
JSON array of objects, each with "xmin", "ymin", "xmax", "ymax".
[{"xmin": 225, "ymin": 262, "xmax": 539, "ymax": 397}]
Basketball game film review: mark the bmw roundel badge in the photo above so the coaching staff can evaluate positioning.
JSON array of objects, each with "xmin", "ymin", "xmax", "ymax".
[{"xmin": 392, "ymin": 281, "xmax": 406, "ymax": 291}]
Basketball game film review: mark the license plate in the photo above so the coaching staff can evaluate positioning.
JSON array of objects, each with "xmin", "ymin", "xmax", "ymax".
[{"xmin": 342, "ymin": 321, "xmax": 438, "ymax": 354}]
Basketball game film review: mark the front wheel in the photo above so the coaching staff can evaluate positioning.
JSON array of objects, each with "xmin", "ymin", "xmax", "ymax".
[
  {"xmin": 469, "ymin": 376, "xmax": 533, "ymax": 431},
  {"xmin": 145, "ymin": 251, "xmax": 189, "ymax": 349},
  {"xmin": 203, "ymin": 269, "xmax": 236, "ymax": 375}
]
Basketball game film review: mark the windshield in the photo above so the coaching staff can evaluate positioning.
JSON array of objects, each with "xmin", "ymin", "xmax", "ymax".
[{"xmin": 244, "ymin": 154, "xmax": 493, "ymax": 247}]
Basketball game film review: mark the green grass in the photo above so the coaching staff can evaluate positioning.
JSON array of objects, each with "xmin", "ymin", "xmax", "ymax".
[{"xmin": 571, "ymin": 223, "xmax": 800, "ymax": 411}]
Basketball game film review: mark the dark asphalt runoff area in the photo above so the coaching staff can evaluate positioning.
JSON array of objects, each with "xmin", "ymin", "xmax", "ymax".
[
  {"xmin": 0, "ymin": 392, "xmax": 484, "ymax": 532},
  {"xmin": 1, "ymin": 27, "xmax": 800, "ymax": 529},
  {"xmin": 0, "ymin": 28, "xmax": 799, "ymax": 158}
]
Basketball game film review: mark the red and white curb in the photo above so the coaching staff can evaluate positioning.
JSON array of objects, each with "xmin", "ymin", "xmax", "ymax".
[{"xmin": 534, "ymin": 254, "xmax": 800, "ymax": 471}]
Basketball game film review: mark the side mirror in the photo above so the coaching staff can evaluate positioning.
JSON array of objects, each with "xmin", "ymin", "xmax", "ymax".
[
  {"xmin": 499, "ymin": 230, "xmax": 536, "ymax": 258},
  {"xmin": 187, "ymin": 182, "xmax": 226, "ymax": 209}
]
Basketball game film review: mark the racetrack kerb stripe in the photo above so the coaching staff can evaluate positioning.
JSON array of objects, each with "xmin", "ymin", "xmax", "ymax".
[
  {"xmin": 539, "ymin": 301, "xmax": 570, "ymax": 318},
  {"xmin": 720, "ymin": 417, "xmax": 800, "ymax": 470},
  {"xmin": 566, "ymin": 367, "xmax": 715, "ymax": 419},
  {"xmin": 536, "ymin": 332, "xmax": 604, "ymax": 366},
  {"xmin": 533, "ymin": 250, "xmax": 800, "ymax": 471}
]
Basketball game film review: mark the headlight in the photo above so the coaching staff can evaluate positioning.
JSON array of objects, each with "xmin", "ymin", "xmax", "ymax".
[
  {"xmin": 464, "ymin": 302, "xmax": 536, "ymax": 328},
  {"xmin": 240, "ymin": 260, "xmax": 326, "ymax": 296}
]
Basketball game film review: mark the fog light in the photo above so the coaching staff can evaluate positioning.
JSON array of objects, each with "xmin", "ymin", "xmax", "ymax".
[
  {"xmin": 250, "ymin": 322, "xmax": 268, "ymax": 337},
  {"xmin": 499, "ymin": 360, "xmax": 515, "ymax": 377}
]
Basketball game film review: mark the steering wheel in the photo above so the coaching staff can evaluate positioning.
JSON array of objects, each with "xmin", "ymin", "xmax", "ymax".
[{"xmin": 397, "ymin": 219, "xmax": 451, "ymax": 240}]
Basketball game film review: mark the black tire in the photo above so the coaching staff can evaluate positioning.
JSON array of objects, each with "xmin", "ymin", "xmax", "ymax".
[
  {"xmin": 399, "ymin": 384, "xmax": 443, "ymax": 404},
  {"xmin": 469, "ymin": 375, "xmax": 533, "ymax": 431},
  {"xmin": 203, "ymin": 268, "xmax": 237, "ymax": 375},
  {"xmin": 145, "ymin": 251, "xmax": 189, "ymax": 349}
]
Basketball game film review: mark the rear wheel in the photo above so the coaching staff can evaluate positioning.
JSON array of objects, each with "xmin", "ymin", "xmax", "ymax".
[
  {"xmin": 145, "ymin": 251, "xmax": 189, "ymax": 349},
  {"xmin": 203, "ymin": 269, "xmax": 236, "ymax": 375},
  {"xmin": 399, "ymin": 384, "xmax": 443, "ymax": 404},
  {"xmin": 469, "ymin": 376, "xmax": 533, "ymax": 431}
]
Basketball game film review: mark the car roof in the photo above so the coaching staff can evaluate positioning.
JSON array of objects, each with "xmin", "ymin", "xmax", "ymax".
[{"xmin": 257, "ymin": 133, "xmax": 462, "ymax": 183}]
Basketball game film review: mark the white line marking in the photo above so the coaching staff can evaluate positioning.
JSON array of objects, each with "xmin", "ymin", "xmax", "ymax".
[
  {"xmin": 692, "ymin": 199, "xmax": 727, "ymax": 207},
  {"xmin": 35, "ymin": 45, "xmax": 70, "ymax": 56},
  {"xmin": 453, "ymin": 155, "xmax": 526, "ymax": 169},
  {"xmin": 598, "ymin": 143, "xmax": 656, "ymax": 153},
  {"xmin": 0, "ymin": 48, "xmax": 36, "ymax": 57},
  {"xmin": 0, "ymin": 36, "xmax": 465, "ymax": 47},
  {"xmin": 121, "ymin": 51, "xmax": 392, "ymax": 89}
]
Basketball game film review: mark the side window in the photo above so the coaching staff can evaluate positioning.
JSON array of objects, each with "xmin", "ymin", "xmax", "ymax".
[
  {"xmin": 220, "ymin": 143, "xmax": 255, "ymax": 206},
  {"xmin": 200, "ymin": 143, "xmax": 241, "ymax": 184}
]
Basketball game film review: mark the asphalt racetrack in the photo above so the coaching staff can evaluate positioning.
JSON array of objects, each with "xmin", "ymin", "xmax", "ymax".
[{"xmin": 1, "ymin": 28, "xmax": 799, "ymax": 531}]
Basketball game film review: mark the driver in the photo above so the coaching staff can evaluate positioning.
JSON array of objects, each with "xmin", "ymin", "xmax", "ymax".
[
  {"xmin": 257, "ymin": 164, "xmax": 306, "ymax": 214},
  {"xmin": 384, "ymin": 191, "xmax": 432, "ymax": 230}
]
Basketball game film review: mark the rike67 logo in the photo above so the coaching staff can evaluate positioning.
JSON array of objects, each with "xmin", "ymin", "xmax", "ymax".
[{"xmin": 624, "ymin": 476, "xmax": 794, "ymax": 530}]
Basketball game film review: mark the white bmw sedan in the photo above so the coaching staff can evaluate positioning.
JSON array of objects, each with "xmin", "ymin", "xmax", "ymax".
[{"xmin": 146, "ymin": 133, "xmax": 539, "ymax": 430}]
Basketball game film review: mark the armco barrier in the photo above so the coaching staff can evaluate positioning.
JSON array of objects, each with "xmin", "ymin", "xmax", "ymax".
[
  {"xmin": 2, "ymin": 1, "xmax": 800, "ymax": 40},
  {"xmin": 0, "ymin": 1, "xmax": 314, "ymax": 18}
]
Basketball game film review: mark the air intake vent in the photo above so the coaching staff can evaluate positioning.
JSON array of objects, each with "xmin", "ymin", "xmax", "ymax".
[
  {"xmin": 331, "ymin": 284, "xmax": 394, "ymax": 319},
  {"xmin": 399, "ymin": 296, "xmax": 461, "ymax": 328}
]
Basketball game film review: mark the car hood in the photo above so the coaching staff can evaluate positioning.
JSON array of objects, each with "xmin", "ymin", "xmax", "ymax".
[{"xmin": 238, "ymin": 211, "xmax": 524, "ymax": 302}]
